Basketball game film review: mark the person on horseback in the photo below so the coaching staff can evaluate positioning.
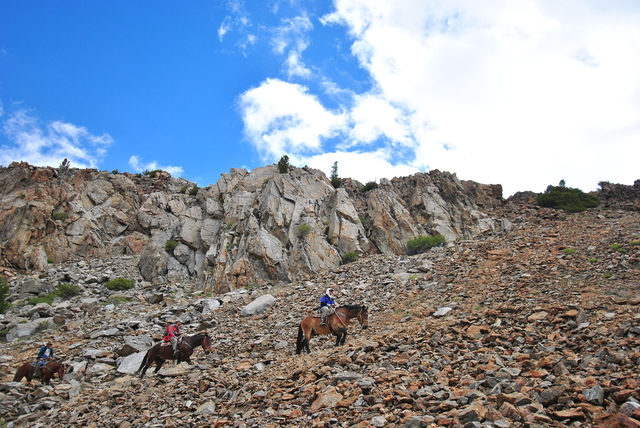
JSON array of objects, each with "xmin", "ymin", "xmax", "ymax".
[
  {"xmin": 34, "ymin": 342, "xmax": 54, "ymax": 377},
  {"xmin": 163, "ymin": 320, "xmax": 183, "ymax": 357},
  {"xmin": 319, "ymin": 288, "xmax": 337, "ymax": 326}
]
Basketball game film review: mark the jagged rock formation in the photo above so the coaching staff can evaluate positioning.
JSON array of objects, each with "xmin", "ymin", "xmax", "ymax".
[{"xmin": 0, "ymin": 162, "xmax": 505, "ymax": 293}]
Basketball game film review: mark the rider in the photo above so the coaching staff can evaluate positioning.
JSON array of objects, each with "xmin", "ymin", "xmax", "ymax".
[
  {"xmin": 163, "ymin": 320, "xmax": 183, "ymax": 357},
  {"xmin": 319, "ymin": 287, "xmax": 337, "ymax": 326},
  {"xmin": 35, "ymin": 342, "xmax": 54, "ymax": 377}
]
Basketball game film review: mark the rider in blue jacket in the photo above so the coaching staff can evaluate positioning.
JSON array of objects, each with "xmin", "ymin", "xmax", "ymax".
[
  {"xmin": 319, "ymin": 288, "xmax": 337, "ymax": 326},
  {"xmin": 35, "ymin": 342, "xmax": 54, "ymax": 377}
]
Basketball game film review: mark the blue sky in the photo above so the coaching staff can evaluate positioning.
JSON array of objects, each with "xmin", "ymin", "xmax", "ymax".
[{"xmin": 1, "ymin": 1, "xmax": 638, "ymax": 197}]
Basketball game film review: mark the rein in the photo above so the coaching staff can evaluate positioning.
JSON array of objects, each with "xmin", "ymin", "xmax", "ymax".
[
  {"xmin": 182, "ymin": 334, "xmax": 209, "ymax": 351},
  {"xmin": 333, "ymin": 310, "xmax": 350, "ymax": 329}
]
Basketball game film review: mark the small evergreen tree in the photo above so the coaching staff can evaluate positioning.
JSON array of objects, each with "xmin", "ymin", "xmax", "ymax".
[
  {"xmin": 277, "ymin": 155, "xmax": 290, "ymax": 173},
  {"xmin": 330, "ymin": 161, "xmax": 342, "ymax": 188},
  {"xmin": 59, "ymin": 158, "xmax": 70, "ymax": 171}
]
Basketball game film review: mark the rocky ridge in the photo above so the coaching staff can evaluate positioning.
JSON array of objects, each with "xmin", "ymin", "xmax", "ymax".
[
  {"xmin": 0, "ymin": 194, "xmax": 639, "ymax": 427},
  {"xmin": 0, "ymin": 162, "xmax": 504, "ymax": 292}
]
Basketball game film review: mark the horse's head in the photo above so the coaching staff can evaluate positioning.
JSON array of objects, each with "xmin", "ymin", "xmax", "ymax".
[
  {"xmin": 358, "ymin": 305, "xmax": 369, "ymax": 329},
  {"xmin": 49, "ymin": 362, "xmax": 65, "ymax": 379},
  {"xmin": 201, "ymin": 333, "xmax": 212, "ymax": 355}
]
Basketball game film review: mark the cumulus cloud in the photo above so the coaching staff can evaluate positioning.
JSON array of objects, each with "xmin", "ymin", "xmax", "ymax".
[
  {"xmin": 230, "ymin": 1, "xmax": 639, "ymax": 195},
  {"xmin": 0, "ymin": 109, "xmax": 112, "ymax": 168},
  {"xmin": 128, "ymin": 155, "xmax": 184, "ymax": 178},
  {"xmin": 303, "ymin": 150, "xmax": 419, "ymax": 184},
  {"xmin": 320, "ymin": 0, "xmax": 640, "ymax": 195},
  {"xmin": 238, "ymin": 78, "xmax": 346, "ymax": 160}
]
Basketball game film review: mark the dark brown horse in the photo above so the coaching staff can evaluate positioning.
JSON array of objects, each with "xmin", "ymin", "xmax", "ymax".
[
  {"xmin": 296, "ymin": 304, "xmax": 369, "ymax": 354},
  {"xmin": 13, "ymin": 360, "xmax": 67, "ymax": 384},
  {"xmin": 136, "ymin": 332, "xmax": 212, "ymax": 378}
]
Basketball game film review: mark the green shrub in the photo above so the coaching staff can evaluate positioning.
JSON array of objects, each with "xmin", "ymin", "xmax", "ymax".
[
  {"xmin": 630, "ymin": 240, "xmax": 640, "ymax": 246},
  {"xmin": 56, "ymin": 283, "xmax": 83, "ymax": 298},
  {"xmin": 29, "ymin": 295, "xmax": 55, "ymax": 305},
  {"xmin": 610, "ymin": 243, "xmax": 626, "ymax": 252},
  {"xmin": 189, "ymin": 186, "xmax": 199, "ymax": 196},
  {"xmin": 34, "ymin": 320, "xmax": 52, "ymax": 333},
  {"xmin": 0, "ymin": 277, "xmax": 11, "ymax": 314},
  {"xmin": 341, "ymin": 252, "xmax": 359, "ymax": 264},
  {"xmin": 52, "ymin": 212, "xmax": 67, "ymax": 221},
  {"xmin": 588, "ymin": 258, "xmax": 598, "ymax": 263},
  {"xmin": 28, "ymin": 283, "xmax": 83, "ymax": 305},
  {"xmin": 564, "ymin": 248, "xmax": 576, "ymax": 255},
  {"xmin": 106, "ymin": 295, "xmax": 131, "ymax": 306},
  {"xmin": 537, "ymin": 185, "xmax": 600, "ymax": 213},
  {"xmin": 277, "ymin": 155, "xmax": 290, "ymax": 173},
  {"xmin": 144, "ymin": 169, "xmax": 167, "ymax": 178},
  {"xmin": 406, "ymin": 234, "xmax": 446, "ymax": 255},
  {"xmin": 331, "ymin": 176, "xmax": 342, "ymax": 189},
  {"xmin": 359, "ymin": 214, "xmax": 370, "ymax": 229},
  {"xmin": 179, "ymin": 186, "xmax": 188, "ymax": 194},
  {"xmin": 361, "ymin": 181, "xmax": 378, "ymax": 192},
  {"xmin": 296, "ymin": 224, "xmax": 312, "ymax": 238},
  {"xmin": 165, "ymin": 240, "xmax": 179, "ymax": 253},
  {"xmin": 104, "ymin": 278, "xmax": 135, "ymax": 291}
]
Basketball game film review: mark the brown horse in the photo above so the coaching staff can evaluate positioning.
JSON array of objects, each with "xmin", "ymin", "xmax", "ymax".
[
  {"xmin": 136, "ymin": 332, "xmax": 212, "ymax": 378},
  {"xmin": 296, "ymin": 304, "xmax": 369, "ymax": 354},
  {"xmin": 13, "ymin": 360, "xmax": 67, "ymax": 384}
]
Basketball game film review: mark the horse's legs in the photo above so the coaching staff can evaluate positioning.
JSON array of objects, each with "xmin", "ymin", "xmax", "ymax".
[
  {"xmin": 26, "ymin": 366, "xmax": 34, "ymax": 382},
  {"xmin": 334, "ymin": 329, "xmax": 347, "ymax": 346},
  {"xmin": 153, "ymin": 357, "xmax": 165, "ymax": 374},
  {"xmin": 304, "ymin": 328, "xmax": 313, "ymax": 353}
]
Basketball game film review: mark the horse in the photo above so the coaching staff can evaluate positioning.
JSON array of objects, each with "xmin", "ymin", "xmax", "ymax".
[
  {"xmin": 13, "ymin": 360, "xmax": 67, "ymax": 385},
  {"xmin": 136, "ymin": 332, "xmax": 212, "ymax": 378},
  {"xmin": 296, "ymin": 304, "xmax": 369, "ymax": 354}
]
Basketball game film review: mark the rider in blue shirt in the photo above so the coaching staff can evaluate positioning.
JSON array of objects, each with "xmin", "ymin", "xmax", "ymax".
[
  {"xmin": 319, "ymin": 288, "xmax": 337, "ymax": 326},
  {"xmin": 35, "ymin": 342, "xmax": 54, "ymax": 377}
]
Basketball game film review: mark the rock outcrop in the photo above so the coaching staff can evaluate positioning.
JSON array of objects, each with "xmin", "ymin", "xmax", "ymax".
[{"xmin": 0, "ymin": 162, "xmax": 505, "ymax": 293}]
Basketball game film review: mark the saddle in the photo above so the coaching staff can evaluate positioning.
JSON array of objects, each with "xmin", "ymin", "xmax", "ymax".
[{"xmin": 161, "ymin": 336, "xmax": 183, "ymax": 347}]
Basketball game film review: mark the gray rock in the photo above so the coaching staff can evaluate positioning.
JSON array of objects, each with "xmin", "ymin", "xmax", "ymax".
[{"xmin": 240, "ymin": 294, "xmax": 276, "ymax": 316}]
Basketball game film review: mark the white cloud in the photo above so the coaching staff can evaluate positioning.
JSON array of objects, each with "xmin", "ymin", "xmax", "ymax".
[
  {"xmin": 303, "ymin": 150, "xmax": 419, "ymax": 184},
  {"xmin": 348, "ymin": 94, "xmax": 413, "ymax": 147},
  {"xmin": 239, "ymin": 78, "xmax": 346, "ymax": 160},
  {"xmin": 318, "ymin": 0, "xmax": 640, "ymax": 195},
  {"xmin": 218, "ymin": 16, "xmax": 232, "ymax": 41},
  {"xmin": 128, "ymin": 155, "xmax": 184, "ymax": 178},
  {"xmin": 271, "ymin": 15, "xmax": 314, "ymax": 78},
  {"xmin": 0, "ymin": 109, "xmax": 112, "ymax": 169}
]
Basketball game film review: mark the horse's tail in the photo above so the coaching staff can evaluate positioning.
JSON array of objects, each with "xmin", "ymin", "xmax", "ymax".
[
  {"xmin": 136, "ymin": 350, "xmax": 149, "ymax": 375},
  {"xmin": 13, "ymin": 366, "xmax": 23, "ymax": 382},
  {"xmin": 295, "ymin": 324, "xmax": 304, "ymax": 355}
]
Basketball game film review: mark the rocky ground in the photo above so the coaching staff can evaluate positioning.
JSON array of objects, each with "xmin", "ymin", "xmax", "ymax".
[{"xmin": 0, "ymin": 201, "xmax": 639, "ymax": 428}]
